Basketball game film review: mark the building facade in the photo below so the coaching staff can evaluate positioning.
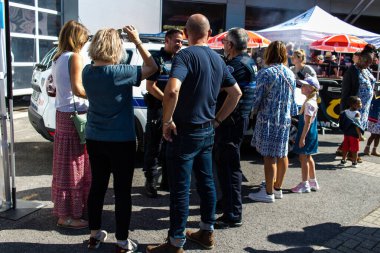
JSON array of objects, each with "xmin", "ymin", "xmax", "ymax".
[{"xmin": 8, "ymin": 0, "xmax": 380, "ymax": 95}]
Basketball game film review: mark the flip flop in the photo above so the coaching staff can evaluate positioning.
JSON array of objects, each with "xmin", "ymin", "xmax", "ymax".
[{"xmin": 57, "ymin": 218, "xmax": 88, "ymax": 229}]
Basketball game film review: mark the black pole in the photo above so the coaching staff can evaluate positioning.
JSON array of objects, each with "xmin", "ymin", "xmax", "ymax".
[{"xmin": 3, "ymin": 0, "xmax": 16, "ymax": 209}]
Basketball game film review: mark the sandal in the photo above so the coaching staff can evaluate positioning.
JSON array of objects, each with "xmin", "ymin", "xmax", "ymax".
[{"xmin": 57, "ymin": 218, "xmax": 88, "ymax": 229}]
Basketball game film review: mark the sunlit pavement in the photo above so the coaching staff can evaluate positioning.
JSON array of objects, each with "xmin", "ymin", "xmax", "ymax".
[{"xmin": 0, "ymin": 108, "xmax": 379, "ymax": 253}]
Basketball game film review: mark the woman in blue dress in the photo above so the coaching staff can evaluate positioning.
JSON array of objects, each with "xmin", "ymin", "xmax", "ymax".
[
  {"xmin": 356, "ymin": 52, "xmax": 376, "ymax": 130},
  {"xmin": 291, "ymin": 76, "xmax": 320, "ymax": 193},
  {"xmin": 248, "ymin": 41, "xmax": 297, "ymax": 203}
]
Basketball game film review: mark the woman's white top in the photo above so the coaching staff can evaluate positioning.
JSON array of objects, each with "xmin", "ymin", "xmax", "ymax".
[{"xmin": 52, "ymin": 51, "xmax": 88, "ymax": 112}]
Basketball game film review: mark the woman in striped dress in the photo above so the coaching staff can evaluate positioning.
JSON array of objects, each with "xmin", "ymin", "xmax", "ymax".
[{"xmin": 51, "ymin": 20, "xmax": 91, "ymax": 229}]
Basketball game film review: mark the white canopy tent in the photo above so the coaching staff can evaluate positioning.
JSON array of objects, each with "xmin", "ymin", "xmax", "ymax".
[{"xmin": 258, "ymin": 5, "xmax": 380, "ymax": 48}]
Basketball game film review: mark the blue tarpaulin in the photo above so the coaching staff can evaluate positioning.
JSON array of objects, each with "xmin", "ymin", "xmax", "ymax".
[{"xmin": 0, "ymin": 1, "xmax": 4, "ymax": 29}]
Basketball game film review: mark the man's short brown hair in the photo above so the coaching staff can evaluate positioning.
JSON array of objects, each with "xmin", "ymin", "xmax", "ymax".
[
  {"xmin": 264, "ymin": 41, "xmax": 287, "ymax": 65},
  {"xmin": 165, "ymin": 29, "xmax": 183, "ymax": 39}
]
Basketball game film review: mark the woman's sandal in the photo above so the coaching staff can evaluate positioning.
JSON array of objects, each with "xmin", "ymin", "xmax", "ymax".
[{"xmin": 57, "ymin": 218, "xmax": 88, "ymax": 229}]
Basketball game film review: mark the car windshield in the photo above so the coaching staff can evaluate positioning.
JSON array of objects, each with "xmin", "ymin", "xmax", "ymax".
[{"xmin": 38, "ymin": 46, "xmax": 58, "ymax": 70}]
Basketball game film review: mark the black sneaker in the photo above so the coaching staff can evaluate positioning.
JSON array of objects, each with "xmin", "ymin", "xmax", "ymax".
[
  {"xmin": 338, "ymin": 159, "xmax": 347, "ymax": 167},
  {"xmin": 145, "ymin": 178, "xmax": 158, "ymax": 198},
  {"xmin": 87, "ymin": 230, "xmax": 107, "ymax": 249},
  {"xmin": 214, "ymin": 216, "xmax": 242, "ymax": 229}
]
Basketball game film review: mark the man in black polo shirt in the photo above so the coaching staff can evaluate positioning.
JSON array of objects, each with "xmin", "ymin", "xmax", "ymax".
[
  {"xmin": 214, "ymin": 27, "xmax": 257, "ymax": 229},
  {"xmin": 146, "ymin": 14, "xmax": 242, "ymax": 253},
  {"xmin": 143, "ymin": 29, "xmax": 183, "ymax": 198}
]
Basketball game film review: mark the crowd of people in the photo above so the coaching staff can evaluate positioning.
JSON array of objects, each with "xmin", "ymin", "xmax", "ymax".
[{"xmin": 49, "ymin": 14, "xmax": 380, "ymax": 253}]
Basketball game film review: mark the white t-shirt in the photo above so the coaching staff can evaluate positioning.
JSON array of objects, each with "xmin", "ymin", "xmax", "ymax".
[
  {"xmin": 303, "ymin": 97, "xmax": 318, "ymax": 122},
  {"xmin": 344, "ymin": 109, "xmax": 360, "ymax": 121}
]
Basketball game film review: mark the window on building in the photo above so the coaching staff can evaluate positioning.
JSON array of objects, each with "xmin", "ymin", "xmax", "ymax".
[
  {"xmin": 9, "ymin": 0, "xmax": 61, "ymax": 95},
  {"xmin": 162, "ymin": 0, "xmax": 226, "ymax": 35},
  {"xmin": 11, "ymin": 0, "xmax": 34, "ymax": 6},
  {"xmin": 38, "ymin": 0, "xmax": 61, "ymax": 11},
  {"xmin": 245, "ymin": 6, "xmax": 302, "ymax": 31},
  {"xmin": 38, "ymin": 12, "xmax": 61, "ymax": 36},
  {"xmin": 9, "ymin": 6, "xmax": 35, "ymax": 34},
  {"xmin": 11, "ymin": 37, "xmax": 36, "ymax": 62}
]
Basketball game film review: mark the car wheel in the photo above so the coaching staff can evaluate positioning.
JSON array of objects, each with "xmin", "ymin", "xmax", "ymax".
[{"xmin": 135, "ymin": 118, "xmax": 144, "ymax": 153}]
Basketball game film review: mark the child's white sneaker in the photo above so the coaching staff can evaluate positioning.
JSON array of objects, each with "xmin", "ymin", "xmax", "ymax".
[
  {"xmin": 309, "ymin": 180, "xmax": 320, "ymax": 191},
  {"xmin": 291, "ymin": 181, "xmax": 311, "ymax": 193}
]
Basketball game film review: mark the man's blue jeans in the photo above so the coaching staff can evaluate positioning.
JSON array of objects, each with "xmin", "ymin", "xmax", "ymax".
[{"xmin": 166, "ymin": 126, "xmax": 216, "ymax": 247}]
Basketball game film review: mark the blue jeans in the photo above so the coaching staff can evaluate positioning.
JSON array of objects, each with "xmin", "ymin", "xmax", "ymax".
[{"xmin": 166, "ymin": 126, "xmax": 216, "ymax": 247}]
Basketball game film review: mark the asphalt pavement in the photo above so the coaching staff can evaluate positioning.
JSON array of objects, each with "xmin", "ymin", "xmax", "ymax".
[{"xmin": 0, "ymin": 102, "xmax": 380, "ymax": 253}]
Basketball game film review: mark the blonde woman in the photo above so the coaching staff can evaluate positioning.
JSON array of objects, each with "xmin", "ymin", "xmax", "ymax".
[
  {"xmin": 83, "ymin": 27, "xmax": 157, "ymax": 252},
  {"xmin": 51, "ymin": 20, "xmax": 90, "ymax": 229},
  {"xmin": 290, "ymin": 49, "xmax": 317, "ymax": 80}
]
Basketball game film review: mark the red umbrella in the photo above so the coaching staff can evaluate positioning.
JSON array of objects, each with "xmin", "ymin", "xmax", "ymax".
[
  {"xmin": 208, "ymin": 30, "xmax": 271, "ymax": 49},
  {"xmin": 310, "ymin": 34, "xmax": 367, "ymax": 53},
  {"xmin": 310, "ymin": 34, "xmax": 369, "ymax": 77}
]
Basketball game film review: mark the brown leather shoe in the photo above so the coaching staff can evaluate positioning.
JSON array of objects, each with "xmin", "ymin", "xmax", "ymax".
[
  {"xmin": 146, "ymin": 241, "xmax": 184, "ymax": 253},
  {"xmin": 371, "ymin": 149, "xmax": 380, "ymax": 157},
  {"xmin": 186, "ymin": 229, "xmax": 215, "ymax": 249}
]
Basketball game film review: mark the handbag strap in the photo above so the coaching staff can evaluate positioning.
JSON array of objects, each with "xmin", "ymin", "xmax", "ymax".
[
  {"xmin": 67, "ymin": 53, "xmax": 78, "ymax": 112},
  {"xmin": 273, "ymin": 65, "xmax": 294, "ymax": 92}
]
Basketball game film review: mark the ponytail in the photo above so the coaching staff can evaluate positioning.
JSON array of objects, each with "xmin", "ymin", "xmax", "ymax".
[{"xmin": 299, "ymin": 89, "xmax": 318, "ymax": 115}]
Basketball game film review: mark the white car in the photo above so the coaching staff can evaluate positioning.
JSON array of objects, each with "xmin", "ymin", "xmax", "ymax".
[{"xmin": 28, "ymin": 39, "xmax": 165, "ymax": 152}]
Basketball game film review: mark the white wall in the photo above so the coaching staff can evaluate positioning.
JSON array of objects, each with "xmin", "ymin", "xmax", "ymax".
[{"xmin": 77, "ymin": 0, "xmax": 162, "ymax": 34}]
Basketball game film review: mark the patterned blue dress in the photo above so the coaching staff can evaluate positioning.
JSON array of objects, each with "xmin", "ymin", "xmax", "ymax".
[
  {"xmin": 251, "ymin": 64, "xmax": 297, "ymax": 157},
  {"xmin": 357, "ymin": 67, "xmax": 375, "ymax": 130}
]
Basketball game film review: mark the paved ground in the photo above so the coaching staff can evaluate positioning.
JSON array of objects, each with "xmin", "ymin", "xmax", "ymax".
[{"xmin": 0, "ymin": 102, "xmax": 380, "ymax": 253}]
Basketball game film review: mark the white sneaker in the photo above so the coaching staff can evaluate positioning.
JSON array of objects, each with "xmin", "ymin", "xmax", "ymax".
[
  {"xmin": 248, "ymin": 188, "xmax": 275, "ymax": 203},
  {"xmin": 88, "ymin": 230, "xmax": 108, "ymax": 249},
  {"xmin": 274, "ymin": 189, "xmax": 283, "ymax": 199},
  {"xmin": 116, "ymin": 239, "xmax": 138, "ymax": 253},
  {"xmin": 291, "ymin": 181, "xmax": 311, "ymax": 193},
  {"xmin": 309, "ymin": 180, "xmax": 320, "ymax": 191}
]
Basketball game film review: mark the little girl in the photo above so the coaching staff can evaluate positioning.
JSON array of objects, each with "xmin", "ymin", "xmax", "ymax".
[
  {"xmin": 292, "ymin": 76, "xmax": 320, "ymax": 193},
  {"xmin": 364, "ymin": 98, "xmax": 380, "ymax": 156}
]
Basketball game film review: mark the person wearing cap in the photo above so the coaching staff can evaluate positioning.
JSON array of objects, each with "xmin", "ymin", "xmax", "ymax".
[{"xmin": 291, "ymin": 76, "xmax": 320, "ymax": 193}]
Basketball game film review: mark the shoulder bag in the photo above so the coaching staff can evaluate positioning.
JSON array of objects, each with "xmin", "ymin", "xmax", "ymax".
[{"xmin": 68, "ymin": 54, "xmax": 87, "ymax": 144}]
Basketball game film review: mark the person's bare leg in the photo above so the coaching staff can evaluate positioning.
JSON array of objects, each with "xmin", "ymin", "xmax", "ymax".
[
  {"xmin": 264, "ymin": 156, "xmax": 276, "ymax": 194},
  {"xmin": 308, "ymin": 155, "xmax": 316, "ymax": 180},
  {"xmin": 351, "ymin": 152, "xmax": 358, "ymax": 163},
  {"xmin": 274, "ymin": 156, "xmax": 288, "ymax": 189},
  {"xmin": 299, "ymin": 154, "xmax": 309, "ymax": 182},
  {"xmin": 342, "ymin": 150, "xmax": 348, "ymax": 161}
]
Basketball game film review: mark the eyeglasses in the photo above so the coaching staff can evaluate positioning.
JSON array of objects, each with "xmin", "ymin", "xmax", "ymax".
[
  {"xmin": 86, "ymin": 35, "xmax": 93, "ymax": 42},
  {"xmin": 222, "ymin": 38, "xmax": 230, "ymax": 43}
]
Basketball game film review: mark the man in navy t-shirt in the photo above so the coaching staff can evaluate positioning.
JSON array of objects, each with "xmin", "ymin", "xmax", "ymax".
[{"xmin": 146, "ymin": 14, "xmax": 242, "ymax": 253}]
